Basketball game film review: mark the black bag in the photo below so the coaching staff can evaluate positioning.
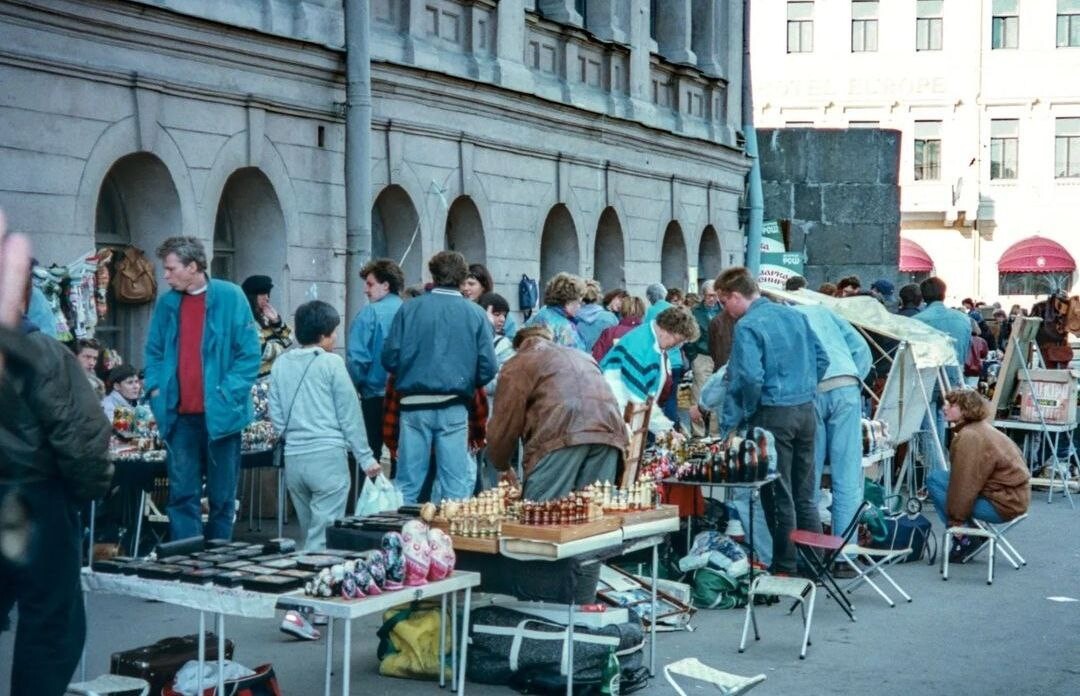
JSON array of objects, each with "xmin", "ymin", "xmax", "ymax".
[
  {"xmin": 467, "ymin": 606, "xmax": 645, "ymax": 690},
  {"xmin": 110, "ymin": 633, "xmax": 235, "ymax": 694},
  {"xmin": 869, "ymin": 513, "xmax": 936, "ymax": 564}
]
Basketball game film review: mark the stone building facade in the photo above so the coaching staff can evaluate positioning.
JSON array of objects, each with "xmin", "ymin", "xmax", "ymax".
[{"xmin": 0, "ymin": 0, "xmax": 749, "ymax": 362}]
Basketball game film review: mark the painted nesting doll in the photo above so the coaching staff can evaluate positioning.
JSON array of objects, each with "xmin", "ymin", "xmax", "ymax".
[
  {"xmin": 401, "ymin": 519, "xmax": 431, "ymax": 586},
  {"xmin": 381, "ymin": 531, "xmax": 406, "ymax": 590},
  {"xmin": 427, "ymin": 528, "xmax": 456, "ymax": 581}
]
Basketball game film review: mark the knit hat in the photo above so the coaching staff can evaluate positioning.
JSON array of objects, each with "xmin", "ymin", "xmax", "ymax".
[
  {"xmin": 870, "ymin": 279, "xmax": 895, "ymax": 296},
  {"xmin": 241, "ymin": 275, "xmax": 273, "ymax": 296}
]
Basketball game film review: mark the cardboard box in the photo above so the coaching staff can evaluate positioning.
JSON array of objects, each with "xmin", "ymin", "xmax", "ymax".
[{"xmin": 1018, "ymin": 369, "xmax": 1078, "ymax": 424}]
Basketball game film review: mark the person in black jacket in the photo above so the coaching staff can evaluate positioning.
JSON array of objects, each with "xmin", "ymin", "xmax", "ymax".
[{"xmin": 0, "ymin": 226, "xmax": 113, "ymax": 695}]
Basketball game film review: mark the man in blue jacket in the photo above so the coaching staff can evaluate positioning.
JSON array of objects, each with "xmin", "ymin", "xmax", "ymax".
[
  {"xmin": 348, "ymin": 258, "xmax": 404, "ymax": 463},
  {"xmin": 382, "ymin": 251, "xmax": 497, "ymax": 503},
  {"xmin": 717, "ymin": 267, "xmax": 829, "ymax": 575},
  {"xmin": 144, "ymin": 237, "xmax": 260, "ymax": 541}
]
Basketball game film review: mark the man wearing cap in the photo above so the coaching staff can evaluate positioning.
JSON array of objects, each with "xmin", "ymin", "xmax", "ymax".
[
  {"xmin": 870, "ymin": 279, "xmax": 899, "ymax": 314},
  {"xmin": 241, "ymin": 274, "xmax": 292, "ymax": 378}
]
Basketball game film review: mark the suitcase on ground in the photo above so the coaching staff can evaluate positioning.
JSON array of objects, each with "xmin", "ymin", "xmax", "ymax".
[{"xmin": 110, "ymin": 633, "xmax": 235, "ymax": 694}]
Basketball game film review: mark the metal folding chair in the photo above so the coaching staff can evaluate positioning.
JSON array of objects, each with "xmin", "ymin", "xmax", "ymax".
[
  {"xmin": 941, "ymin": 513, "xmax": 1028, "ymax": 585},
  {"xmin": 739, "ymin": 575, "xmax": 817, "ymax": 659},
  {"xmin": 788, "ymin": 500, "xmax": 870, "ymax": 622},
  {"xmin": 839, "ymin": 544, "xmax": 912, "ymax": 607}
]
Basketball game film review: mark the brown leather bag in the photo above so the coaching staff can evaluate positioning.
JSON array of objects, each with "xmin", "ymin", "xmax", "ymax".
[{"xmin": 112, "ymin": 246, "xmax": 157, "ymax": 303}]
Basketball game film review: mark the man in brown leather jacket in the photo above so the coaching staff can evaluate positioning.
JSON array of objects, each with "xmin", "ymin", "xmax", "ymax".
[{"xmin": 486, "ymin": 326, "xmax": 628, "ymax": 501}]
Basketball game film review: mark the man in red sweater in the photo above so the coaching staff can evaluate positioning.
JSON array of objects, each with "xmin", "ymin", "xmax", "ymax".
[{"xmin": 144, "ymin": 237, "xmax": 260, "ymax": 541}]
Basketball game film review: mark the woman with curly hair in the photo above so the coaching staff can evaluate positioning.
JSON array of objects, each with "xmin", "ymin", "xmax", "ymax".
[
  {"xmin": 928, "ymin": 389, "xmax": 1030, "ymax": 560},
  {"xmin": 523, "ymin": 272, "xmax": 586, "ymax": 350}
]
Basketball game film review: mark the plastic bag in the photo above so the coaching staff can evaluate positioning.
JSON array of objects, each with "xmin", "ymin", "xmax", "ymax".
[{"xmin": 356, "ymin": 473, "xmax": 404, "ymax": 515}]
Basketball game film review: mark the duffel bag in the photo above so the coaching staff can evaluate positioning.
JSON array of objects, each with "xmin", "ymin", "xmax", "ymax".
[
  {"xmin": 466, "ymin": 606, "xmax": 644, "ymax": 691},
  {"xmin": 868, "ymin": 512, "xmax": 937, "ymax": 564}
]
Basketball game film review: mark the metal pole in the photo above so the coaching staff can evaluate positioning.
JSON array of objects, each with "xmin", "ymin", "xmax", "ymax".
[
  {"xmin": 742, "ymin": 0, "xmax": 763, "ymax": 274},
  {"xmin": 344, "ymin": 0, "xmax": 373, "ymax": 324}
]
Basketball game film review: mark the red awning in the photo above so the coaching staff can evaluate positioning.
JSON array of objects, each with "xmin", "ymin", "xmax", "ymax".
[
  {"xmin": 899, "ymin": 238, "xmax": 933, "ymax": 273},
  {"xmin": 997, "ymin": 236, "xmax": 1076, "ymax": 273}
]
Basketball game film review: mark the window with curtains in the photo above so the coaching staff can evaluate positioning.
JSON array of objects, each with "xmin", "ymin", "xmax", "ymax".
[
  {"xmin": 914, "ymin": 120, "xmax": 942, "ymax": 180},
  {"xmin": 990, "ymin": 119, "xmax": 1019, "ymax": 180},
  {"xmin": 1055, "ymin": 117, "xmax": 1080, "ymax": 178},
  {"xmin": 999, "ymin": 272, "xmax": 1072, "ymax": 296},
  {"xmin": 851, "ymin": 1, "xmax": 879, "ymax": 52},
  {"xmin": 787, "ymin": 2, "xmax": 814, "ymax": 53},
  {"xmin": 1058, "ymin": 0, "xmax": 1080, "ymax": 47},
  {"xmin": 916, "ymin": 0, "xmax": 943, "ymax": 51},
  {"xmin": 992, "ymin": 0, "xmax": 1019, "ymax": 49}
]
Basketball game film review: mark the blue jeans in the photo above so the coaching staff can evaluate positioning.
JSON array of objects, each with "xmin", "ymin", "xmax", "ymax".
[
  {"xmin": 397, "ymin": 404, "xmax": 474, "ymax": 504},
  {"xmin": 814, "ymin": 384, "xmax": 865, "ymax": 538},
  {"xmin": 920, "ymin": 395, "xmax": 948, "ymax": 471},
  {"xmin": 661, "ymin": 366, "xmax": 684, "ymax": 430},
  {"xmin": 165, "ymin": 414, "xmax": 242, "ymax": 541},
  {"xmin": 0, "ymin": 480, "xmax": 85, "ymax": 696},
  {"xmin": 926, "ymin": 469, "xmax": 1003, "ymax": 527}
]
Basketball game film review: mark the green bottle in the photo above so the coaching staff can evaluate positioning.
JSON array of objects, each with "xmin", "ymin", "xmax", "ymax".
[{"xmin": 599, "ymin": 647, "xmax": 620, "ymax": 695}]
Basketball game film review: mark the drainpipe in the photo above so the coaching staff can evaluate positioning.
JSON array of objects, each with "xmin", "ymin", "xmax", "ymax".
[
  {"xmin": 344, "ymin": 0, "xmax": 372, "ymax": 322},
  {"xmin": 742, "ymin": 0, "xmax": 764, "ymax": 274}
]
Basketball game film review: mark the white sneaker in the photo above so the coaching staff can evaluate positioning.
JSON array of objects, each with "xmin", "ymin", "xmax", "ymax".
[
  {"xmin": 726, "ymin": 519, "xmax": 745, "ymax": 539},
  {"xmin": 280, "ymin": 610, "xmax": 320, "ymax": 641}
]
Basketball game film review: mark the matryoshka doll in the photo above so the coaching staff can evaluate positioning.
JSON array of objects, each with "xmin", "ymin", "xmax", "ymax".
[
  {"xmin": 427, "ymin": 528, "xmax": 456, "ymax": 581},
  {"xmin": 381, "ymin": 532, "xmax": 406, "ymax": 590},
  {"xmin": 367, "ymin": 553, "xmax": 387, "ymax": 591},
  {"xmin": 401, "ymin": 519, "xmax": 431, "ymax": 586}
]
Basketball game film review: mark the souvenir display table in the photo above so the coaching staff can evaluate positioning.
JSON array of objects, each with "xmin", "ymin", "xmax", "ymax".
[
  {"xmin": 993, "ymin": 418, "xmax": 1077, "ymax": 507},
  {"xmin": 81, "ymin": 561, "xmax": 479, "ymax": 696}
]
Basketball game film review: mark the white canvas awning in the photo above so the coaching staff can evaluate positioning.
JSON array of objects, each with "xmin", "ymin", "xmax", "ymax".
[{"xmin": 763, "ymin": 288, "xmax": 959, "ymax": 369}]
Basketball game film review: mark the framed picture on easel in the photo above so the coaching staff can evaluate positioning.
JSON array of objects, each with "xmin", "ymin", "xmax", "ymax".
[{"xmin": 990, "ymin": 316, "xmax": 1043, "ymax": 417}]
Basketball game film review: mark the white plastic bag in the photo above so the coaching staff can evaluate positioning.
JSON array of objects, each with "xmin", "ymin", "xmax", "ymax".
[{"xmin": 355, "ymin": 473, "xmax": 404, "ymax": 515}]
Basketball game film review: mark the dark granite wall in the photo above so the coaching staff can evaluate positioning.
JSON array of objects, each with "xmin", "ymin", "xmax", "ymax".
[{"xmin": 757, "ymin": 128, "xmax": 901, "ymax": 289}]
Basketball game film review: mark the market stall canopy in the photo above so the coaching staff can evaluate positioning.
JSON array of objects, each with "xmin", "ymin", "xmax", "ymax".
[
  {"xmin": 899, "ymin": 238, "xmax": 934, "ymax": 273},
  {"xmin": 762, "ymin": 288, "xmax": 959, "ymax": 369},
  {"xmin": 997, "ymin": 235, "xmax": 1076, "ymax": 273}
]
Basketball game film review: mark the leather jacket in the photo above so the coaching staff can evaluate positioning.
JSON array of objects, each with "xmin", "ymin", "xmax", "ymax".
[
  {"xmin": 0, "ymin": 322, "xmax": 112, "ymax": 500},
  {"xmin": 486, "ymin": 337, "xmax": 628, "ymax": 478}
]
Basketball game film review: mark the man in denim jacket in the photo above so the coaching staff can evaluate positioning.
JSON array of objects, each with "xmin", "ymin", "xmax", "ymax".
[{"xmin": 717, "ymin": 267, "xmax": 829, "ymax": 574}]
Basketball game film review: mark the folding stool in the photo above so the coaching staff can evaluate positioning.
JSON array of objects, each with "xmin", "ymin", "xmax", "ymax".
[
  {"xmin": 739, "ymin": 575, "xmax": 817, "ymax": 659},
  {"xmin": 663, "ymin": 657, "xmax": 766, "ymax": 696},
  {"xmin": 787, "ymin": 500, "xmax": 869, "ymax": 621},
  {"xmin": 942, "ymin": 513, "xmax": 1028, "ymax": 585},
  {"xmin": 839, "ymin": 543, "xmax": 913, "ymax": 607}
]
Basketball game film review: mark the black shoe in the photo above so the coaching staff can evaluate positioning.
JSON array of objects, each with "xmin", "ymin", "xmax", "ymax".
[
  {"xmin": 831, "ymin": 563, "xmax": 860, "ymax": 579},
  {"xmin": 949, "ymin": 535, "xmax": 987, "ymax": 564}
]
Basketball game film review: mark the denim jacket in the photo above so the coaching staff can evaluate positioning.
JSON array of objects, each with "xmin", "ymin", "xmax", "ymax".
[
  {"xmin": 347, "ymin": 293, "xmax": 403, "ymax": 398},
  {"xmin": 794, "ymin": 304, "xmax": 872, "ymax": 383},
  {"xmin": 915, "ymin": 301, "xmax": 971, "ymax": 385},
  {"xmin": 144, "ymin": 279, "xmax": 261, "ymax": 441},
  {"xmin": 720, "ymin": 298, "xmax": 829, "ymax": 433}
]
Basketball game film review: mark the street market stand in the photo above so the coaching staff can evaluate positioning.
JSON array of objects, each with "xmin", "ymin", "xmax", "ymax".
[{"xmin": 81, "ymin": 568, "xmax": 479, "ymax": 695}]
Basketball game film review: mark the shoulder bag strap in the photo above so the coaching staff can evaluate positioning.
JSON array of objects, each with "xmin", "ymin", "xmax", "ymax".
[{"xmin": 282, "ymin": 353, "xmax": 320, "ymax": 433}]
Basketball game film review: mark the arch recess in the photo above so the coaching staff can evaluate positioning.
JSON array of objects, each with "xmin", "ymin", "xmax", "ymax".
[
  {"xmin": 373, "ymin": 185, "xmax": 423, "ymax": 287},
  {"xmin": 445, "ymin": 196, "xmax": 486, "ymax": 266},
  {"xmin": 593, "ymin": 207, "xmax": 625, "ymax": 292},
  {"xmin": 661, "ymin": 221, "xmax": 689, "ymax": 293},
  {"xmin": 698, "ymin": 225, "xmax": 722, "ymax": 286},
  {"xmin": 540, "ymin": 203, "xmax": 580, "ymax": 286},
  {"xmin": 213, "ymin": 168, "xmax": 287, "ymax": 307}
]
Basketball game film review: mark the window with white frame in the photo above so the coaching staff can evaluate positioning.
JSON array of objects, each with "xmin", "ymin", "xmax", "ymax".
[
  {"xmin": 787, "ymin": 2, "xmax": 814, "ymax": 53},
  {"xmin": 916, "ymin": 0, "xmax": 943, "ymax": 51},
  {"xmin": 992, "ymin": 0, "xmax": 1019, "ymax": 49},
  {"xmin": 851, "ymin": 1, "xmax": 879, "ymax": 52},
  {"xmin": 1055, "ymin": 117, "xmax": 1080, "ymax": 178},
  {"xmin": 990, "ymin": 119, "xmax": 1019, "ymax": 180},
  {"xmin": 1058, "ymin": 0, "xmax": 1080, "ymax": 47},
  {"xmin": 914, "ymin": 120, "xmax": 942, "ymax": 180}
]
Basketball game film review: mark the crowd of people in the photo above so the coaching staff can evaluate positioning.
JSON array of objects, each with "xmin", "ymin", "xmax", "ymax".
[{"xmin": 0, "ymin": 208, "xmax": 1038, "ymax": 692}]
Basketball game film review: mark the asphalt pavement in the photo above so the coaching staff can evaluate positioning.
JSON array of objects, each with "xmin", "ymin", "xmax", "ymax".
[{"xmin": 2, "ymin": 490, "xmax": 1078, "ymax": 695}]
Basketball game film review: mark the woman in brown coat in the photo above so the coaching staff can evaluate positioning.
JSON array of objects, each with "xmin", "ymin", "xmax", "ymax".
[{"xmin": 927, "ymin": 389, "xmax": 1030, "ymax": 555}]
